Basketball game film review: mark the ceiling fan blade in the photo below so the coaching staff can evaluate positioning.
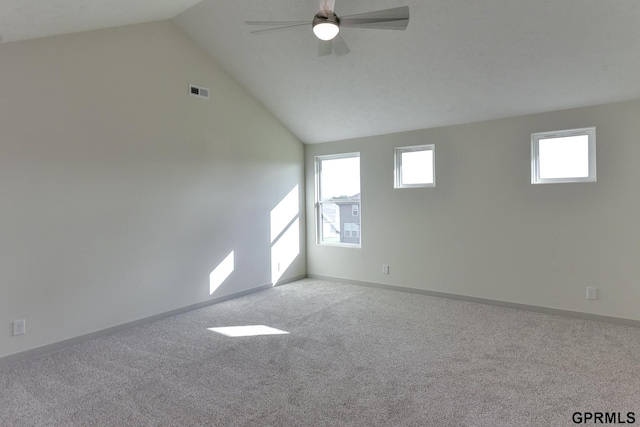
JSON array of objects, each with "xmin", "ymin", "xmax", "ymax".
[
  {"xmin": 249, "ymin": 23, "xmax": 311, "ymax": 35},
  {"xmin": 340, "ymin": 6, "xmax": 409, "ymax": 30},
  {"xmin": 245, "ymin": 20, "xmax": 310, "ymax": 26},
  {"xmin": 318, "ymin": 36, "xmax": 349, "ymax": 57},
  {"xmin": 332, "ymin": 35, "xmax": 350, "ymax": 56},
  {"xmin": 318, "ymin": 40, "xmax": 332, "ymax": 57}
]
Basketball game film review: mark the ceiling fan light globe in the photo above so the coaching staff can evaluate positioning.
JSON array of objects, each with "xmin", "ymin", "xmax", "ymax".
[{"xmin": 313, "ymin": 22, "xmax": 339, "ymax": 41}]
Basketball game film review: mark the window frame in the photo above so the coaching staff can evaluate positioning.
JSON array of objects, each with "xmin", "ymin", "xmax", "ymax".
[
  {"xmin": 394, "ymin": 144, "xmax": 436, "ymax": 189},
  {"xmin": 531, "ymin": 127, "xmax": 596, "ymax": 184},
  {"xmin": 315, "ymin": 152, "xmax": 361, "ymax": 248}
]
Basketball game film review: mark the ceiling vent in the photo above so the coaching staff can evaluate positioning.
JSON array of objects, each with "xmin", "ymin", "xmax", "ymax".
[{"xmin": 189, "ymin": 84, "xmax": 210, "ymax": 99}]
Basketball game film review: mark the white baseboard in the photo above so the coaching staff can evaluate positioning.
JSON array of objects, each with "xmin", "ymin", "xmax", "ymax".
[
  {"xmin": 1, "ymin": 275, "xmax": 305, "ymax": 367},
  {"xmin": 308, "ymin": 274, "xmax": 640, "ymax": 328}
]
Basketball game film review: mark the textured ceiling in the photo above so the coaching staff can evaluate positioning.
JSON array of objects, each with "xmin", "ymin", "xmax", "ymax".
[
  {"xmin": 2, "ymin": 0, "xmax": 640, "ymax": 144},
  {"xmin": 175, "ymin": 0, "xmax": 640, "ymax": 143},
  {"xmin": 0, "ymin": 0, "xmax": 201, "ymax": 43}
]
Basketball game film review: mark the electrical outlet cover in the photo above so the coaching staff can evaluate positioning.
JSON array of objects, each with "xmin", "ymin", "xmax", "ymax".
[{"xmin": 12, "ymin": 319, "xmax": 26, "ymax": 336}]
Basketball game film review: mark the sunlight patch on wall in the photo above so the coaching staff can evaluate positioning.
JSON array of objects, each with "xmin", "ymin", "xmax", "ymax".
[
  {"xmin": 271, "ymin": 218, "xmax": 300, "ymax": 285},
  {"xmin": 270, "ymin": 186, "xmax": 299, "ymax": 243},
  {"xmin": 208, "ymin": 325, "xmax": 289, "ymax": 337},
  {"xmin": 270, "ymin": 185, "xmax": 300, "ymax": 286},
  {"xmin": 209, "ymin": 251, "xmax": 234, "ymax": 295}
]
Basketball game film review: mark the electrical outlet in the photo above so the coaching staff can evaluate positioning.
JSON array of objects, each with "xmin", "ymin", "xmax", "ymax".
[
  {"xmin": 586, "ymin": 287, "xmax": 597, "ymax": 300},
  {"xmin": 382, "ymin": 265, "xmax": 389, "ymax": 274},
  {"xmin": 12, "ymin": 319, "xmax": 26, "ymax": 336}
]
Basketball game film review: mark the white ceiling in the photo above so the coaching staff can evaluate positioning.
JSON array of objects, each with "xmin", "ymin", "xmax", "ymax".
[
  {"xmin": 0, "ymin": 0, "xmax": 201, "ymax": 43},
  {"xmin": 2, "ymin": 1, "xmax": 640, "ymax": 144},
  {"xmin": 174, "ymin": 0, "xmax": 640, "ymax": 143}
]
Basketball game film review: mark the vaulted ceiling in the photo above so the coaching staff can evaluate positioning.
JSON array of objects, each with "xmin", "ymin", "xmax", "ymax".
[
  {"xmin": 2, "ymin": 0, "xmax": 640, "ymax": 144},
  {"xmin": 0, "ymin": 0, "xmax": 200, "ymax": 43}
]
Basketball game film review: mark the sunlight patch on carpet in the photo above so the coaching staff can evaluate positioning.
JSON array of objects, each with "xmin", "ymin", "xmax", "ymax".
[{"xmin": 208, "ymin": 325, "xmax": 290, "ymax": 337}]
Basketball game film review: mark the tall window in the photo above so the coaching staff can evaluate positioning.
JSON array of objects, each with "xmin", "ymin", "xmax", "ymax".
[
  {"xmin": 316, "ymin": 153, "xmax": 361, "ymax": 247},
  {"xmin": 531, "ymin": 127, "xmax": 596, "ymax": 184}
]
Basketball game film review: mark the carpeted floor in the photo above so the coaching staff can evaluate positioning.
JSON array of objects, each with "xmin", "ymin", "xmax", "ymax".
[{"xmin": 1, "ymin": 278, "xmax": 639, "ymax": 426}]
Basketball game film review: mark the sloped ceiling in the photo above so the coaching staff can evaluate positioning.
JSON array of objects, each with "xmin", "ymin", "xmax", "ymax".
[
  {"xmin": 174, "ymin": 0, "xmax": 640, "ymax": 143},
  {"xmin": 0, "ymin": 0, "xmax": 201, "ymax": 43},
  {"xmin": 2, "ymin": 0, "xmax": 640, "ymax": 144}
]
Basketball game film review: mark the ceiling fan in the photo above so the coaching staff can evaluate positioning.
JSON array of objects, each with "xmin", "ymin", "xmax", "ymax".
[{"xmin": 245, "ymin": 0, "xmax": 409, "ymax": 57}]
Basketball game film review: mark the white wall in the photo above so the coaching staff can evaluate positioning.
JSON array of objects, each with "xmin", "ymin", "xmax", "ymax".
[
  {"xmin": 0, "ymin": 21, "xmax": 305, "ymax": 359},
  {"xmin": 306, "ymin": 100, "xmax": 640, "ymax": 321}
]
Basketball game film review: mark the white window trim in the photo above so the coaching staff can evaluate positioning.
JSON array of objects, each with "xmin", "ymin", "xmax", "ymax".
[
  {"xmin": 315, "ymin": 153, "xmax": 361, "ymax": 248},
  {"xmin": 394, "ymin": 144, "xmax": 436, "ymax": 188},
  {"xmin": 531, "ymin": 127, "xmax": 596, "ymax": 184}
]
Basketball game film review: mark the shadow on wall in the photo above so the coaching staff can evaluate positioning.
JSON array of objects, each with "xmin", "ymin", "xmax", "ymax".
[{"xmin": 207, "ymin": 185, "xmax": 300, "ymax": 295}]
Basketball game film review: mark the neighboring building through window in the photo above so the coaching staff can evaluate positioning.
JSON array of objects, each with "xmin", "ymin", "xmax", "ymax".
[
  {"xmin": 531, "ymin": 127, "xmax": 596, "ymax": 184},
  {"xmin": 315, "ymin": 153, "xmax": 361, "ymax": 247},
  {"xmin": 394, "ymin": 145, "xmax": 435, "ymax": 188},
  {"xmin": 344, "ymin": 223, "xmax": 360, "ymax": 238}
]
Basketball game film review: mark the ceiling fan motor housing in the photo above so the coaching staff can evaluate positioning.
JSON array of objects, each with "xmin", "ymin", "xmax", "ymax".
[{"xmin": 312, "ymin": 11, "xmax": 340, "ymax": 40}]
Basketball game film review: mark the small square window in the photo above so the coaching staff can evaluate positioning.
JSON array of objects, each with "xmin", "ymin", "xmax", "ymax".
[
  {"xmin": 394, "ymin": 145, "xmax": 435, "ymax": 188},
  {"xmin": 531, "ymin": 127, "xmax": 596, "ymax": 184}
]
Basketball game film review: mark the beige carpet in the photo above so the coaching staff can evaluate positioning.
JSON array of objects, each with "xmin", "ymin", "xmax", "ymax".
[{"xmin": 1, "ymin": 278, "xmax": 639, "ymax": 426}]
